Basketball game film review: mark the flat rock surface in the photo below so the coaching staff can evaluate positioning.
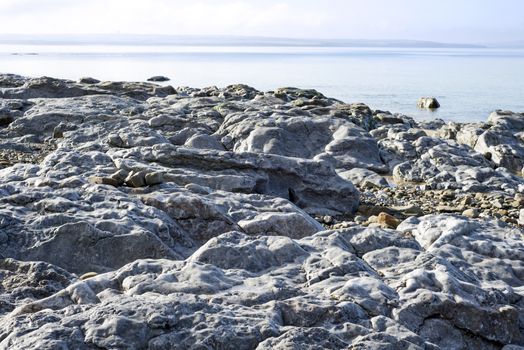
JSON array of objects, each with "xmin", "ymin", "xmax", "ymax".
[{"xmin": 0, "ymin": 74, "xmax": 523, "ymax": 349}]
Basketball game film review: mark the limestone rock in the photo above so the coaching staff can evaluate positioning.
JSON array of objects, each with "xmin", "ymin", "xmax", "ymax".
[
  {"xmin": 0, "ymin": 75, "xmax": 523, "ymax": 349},
  {"xmin": 88, "ymin": 175, "xmax": 121, "ymax": 187},
  {"xmin": 78, "ymin": 77, "xmax": 100, "ymax": 84},
  {"xmin": 238, "ymin": 212, "xmax": 324, "ymax": 239},
  {"xmin": 462, "ymin": 208, "xmax": 479, "ymax": 218},
  {"xmin": 338, "ymin": 167, "xmax": 389, "ymax": 188},
  {"xmin": 147, "ymin": 75, "xmax": 170, "ymax": 82},
  {"xmin": 488, "ymin": 110, "xmax": 524, "ymax": 130},
  {"xmin": 417, "ymin": 97, "xmax": 440, "ymax": 109},
  {"xmin": 475, "ymin": 129, "xmax": 524, "ymax": 173},
  {"xmin": 2, "ymin": 214, "xmax": 523, "ymax": 349}
]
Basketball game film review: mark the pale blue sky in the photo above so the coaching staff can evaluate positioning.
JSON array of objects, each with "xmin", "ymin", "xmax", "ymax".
[{"xmin": 0, "ymin": 0, "xmax": 522, "ymax": 43}]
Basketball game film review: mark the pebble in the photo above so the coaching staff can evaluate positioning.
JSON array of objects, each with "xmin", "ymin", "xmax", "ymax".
[
  {"xmin": 88, "ymin": 176, "xmax": 121, "ymax": 187},
  {"xmin": 377, "ymin": 212, "xmax": 401, "ymax": 228},
  {"xmin": 462, "ymin": 208, "xmax": 479, "ymax": 218}
]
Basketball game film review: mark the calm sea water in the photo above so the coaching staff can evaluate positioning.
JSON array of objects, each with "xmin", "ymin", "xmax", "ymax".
[{"xmin": 1, "ymin": 44, "xmax": 523, "ymax": 123}]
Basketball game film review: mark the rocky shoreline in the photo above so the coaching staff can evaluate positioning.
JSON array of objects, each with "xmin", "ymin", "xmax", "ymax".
[{"xmin": 0, "ymin": 74, "xmax": 523, "ymax": 349}]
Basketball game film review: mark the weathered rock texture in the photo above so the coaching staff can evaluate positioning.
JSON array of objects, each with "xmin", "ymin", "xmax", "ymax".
[{"xmin": 0, "ymin": 74, "xmax": 523, "ymax": 349}]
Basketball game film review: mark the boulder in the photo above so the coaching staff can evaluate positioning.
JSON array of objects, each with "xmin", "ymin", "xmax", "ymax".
[
  {"xmin": 77, "ymin": 77, "xmax": 101, "ymax": 84},
  {"xmin": 488, "ymin": 110, "xmax": 524, "ymax": 130},
  {"xmin": 147, "ymin": 75, "xmax": 170, "ymax": 82},
  {"xmin": 417, "ymin": 97, "xmax": 440, "ymax": 109},
  {"xmin": 475, "ymin": 129, "xmax": 524, "ymax": 173}
]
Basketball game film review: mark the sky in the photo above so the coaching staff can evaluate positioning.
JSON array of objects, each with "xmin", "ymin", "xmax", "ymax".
[{"xmin": 0, "ymin": 0, "xmax": 522, "ymax": 43}]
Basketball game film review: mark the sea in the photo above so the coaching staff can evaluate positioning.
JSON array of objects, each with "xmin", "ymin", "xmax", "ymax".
[{"xmin": 1, "ymin": 44, "xmax": 523, "ymax": 123}]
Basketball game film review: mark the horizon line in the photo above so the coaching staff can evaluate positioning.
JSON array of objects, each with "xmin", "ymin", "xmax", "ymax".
[{"xmin": 0, "ymin": 34, "xmax": 492, "ymax": 48}]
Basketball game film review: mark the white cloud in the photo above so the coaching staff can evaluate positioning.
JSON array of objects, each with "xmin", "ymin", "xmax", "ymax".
[
  {"xmin": 0, "ymin": 0, "xmax": 331, "ymax": 36},
  {"xmin": 0, "ymin": 0, "xmax": 522, "ymax": 42}
]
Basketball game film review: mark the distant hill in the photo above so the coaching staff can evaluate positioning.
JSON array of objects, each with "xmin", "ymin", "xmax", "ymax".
[
  {"xmin": 0, "ymin": 34, "xmax": 485, "ymax": 48},
  {"xmin": 486, "ymin": 40, "xmax": 524, "ymax": 48}
]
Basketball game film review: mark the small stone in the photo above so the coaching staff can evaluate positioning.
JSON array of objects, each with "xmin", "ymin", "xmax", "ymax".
[
  {"xmin": 322, "ymin": 215, "xmax": 334, "ymax": 225},
  {"xmin": 367, "ymin": 215, "xmax": 378, "ymax": 224},
  {"xmin": 519, "ymin": 209, "xmax": 524, "ymax": 226},
  {"xmin": 390, "ymin": 205, "xmax": 424, "ymax": 216},
  {"xmin": 497, "ymin": 209, "xmax": 508, "ymax": 216},
  {"xmin": 88, "ymin": 176, "xmax": 121, "ymax": 187},
  {"xmin": 110, "ymin": 169, "xmax": 129, "ymax": 183},
  {"xmin": 377, "ymin": 212, "xmax": 400, "ymax": 229},
  {"xmin": 514, "ymin": 193, "xmax": 524, "ymax": 201},
  {"xmin": 436, "ymin": 205, "xmax": 465, "ymax": 213},
  {"xmin": 52, "ymin": 127, "xmax": 64, "ymax": 139},
  {"xmin": 145, "ymin": 172, "xmax": 164, "ymax": 186},
  {"xmin": 374, "ymin": 113, "xmax": 404, "ymax": 124},
  {"xmin": 440, "ymin": 190, "xmax": 456, "ymax": 200},
  {"xmin": 79, "ymin": 272, "xmax": 98, "ymax": 280},
  {"xmin": 107, "ymin": 134, "xmax": 125, "ymax": 147},
  {"xmin": 332, "ymin": 221, "xmax": 353, "ymax": 229},
  {"xmin": 361, "ymin": 179, "xmax": 382, "ymax": 189},
  {"xmin": 462, "ymin": 208, "xmax": 479, "ymax": 218},
  {"xmin": 354, "ymin": 215, "xmax": 366, "ymax": 223},
  {"xmin": 147, "ymin": 76, "xmax": 170, "ymax": 82},
  {"xmin": 511, "ymin": 196, "xmax": 524, "ymax": 207},
  {"xmin": 492, "ymin": 199, "xmax": 504, "ymax": 209},
  {"xmin": 502, "ymin": 217, "xmax": 518, "ymax": 224},
  {"xmin": 125, "ymin": 171, "xmax": 147, "ymax": 188},
  {"xmin": 78, "ymin": 77, "xmax": 100, "ymax": 84},
  {"xmin": 461, "ymin": 196, "xmax": 474, "ymax": 206},
  {"xmin": 474, "ymin": 193, "xmax": 484, "ymax": 200}
]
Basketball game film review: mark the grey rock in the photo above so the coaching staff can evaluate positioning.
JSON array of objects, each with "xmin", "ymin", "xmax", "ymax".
[
  {"xmin": 475, "ymin": 128, "xmax": 524, "ymax": 173},
  {"xmin": 0, "ymin": 75, "xmax": 523, "ymax": 349},
  {"xmin": 238, "ymin": 211, "xmax": 324, "ymax": 239},
  {"xmin": 111, "ymin": 144, "xmax": 359, "ymax": 215},
  {"xmin": 216, "ymin": 105, "xmax": 387, "ymax": 172},
  {"xmin": 184, "ymin": 132, "xmax": 225, "ymax": 150},
  {"xmin": 23, "ymin": 221, "xmax": 179, "ymax": 274},
  {"xmin": 417, "ymin": 97, "xmax": 440, "ymax": 109},
  {"xmin": 78, "ymin": 77, "xmax": 100, "ymax": 84},
  {"xmin": 88, "ymin": 175, "xmax": 121, "ymax": 187},
  {"xmin": 125, "ymin": 170, "xmax": 147, "ymax": 187},
  {"xmin": 488, "ymin": 110, "xmax": 524, "ymax": 130},
  {"xmin": 2, "ymin": 214, "xmax": 522, "ymax": 349},
  {"xmin": 338, "ymin": 167, "xmax": 389, "ymax": 188},
  {"xmin": 0, "ymin": 75, "xmax": 176, "ymax": 100},
  {"xmin": 144, "ymin": 171, "xmax": 165, "ymax": 186},
  {"xmin": 147, "ymin": 75, "xmax": 170, "ymax": 82}
]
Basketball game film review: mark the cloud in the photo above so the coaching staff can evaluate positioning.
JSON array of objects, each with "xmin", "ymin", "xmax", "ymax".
[
  {"xmin": 0, "ymin": 0, "xmax": 331, "ymax": 36},
  {"xmin": 0, "ymin": 0, "xmax": 522, "ymax": 42}
]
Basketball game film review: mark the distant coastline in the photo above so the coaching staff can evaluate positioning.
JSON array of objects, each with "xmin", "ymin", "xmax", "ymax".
[{"xmin": 0, "ymin": 34, "xmax": 490, "ymax": 48}]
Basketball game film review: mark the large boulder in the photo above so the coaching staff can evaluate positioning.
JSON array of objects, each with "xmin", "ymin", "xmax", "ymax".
[
  {"xmin": 109, "ymin": 144, "xmax": 360, "ymax": 215},
  {"xmin": 417, "ymin": 97, "xmax": 440, "ymax": 109},
  {"xmin": 475, "ymin": 129, "xmax": 524, "ymax": 173},
  {"xmin": 488, "ymin": 110, "xmax": 524, "ymax": 130}
]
